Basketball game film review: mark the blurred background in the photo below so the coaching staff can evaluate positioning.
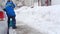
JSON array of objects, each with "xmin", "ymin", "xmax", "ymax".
[
  {"xmin": 0, "ymin": 0, "xmax": 51, "ymax": 8},
  {"xmin": 0, "ymin": 0, "xmax": 60, "ymax": 8}
]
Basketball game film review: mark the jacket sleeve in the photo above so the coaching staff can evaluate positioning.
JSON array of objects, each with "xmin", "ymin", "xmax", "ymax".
[{"xmin": 12, "ymin": 2, "xmax": 16, "ymax": 8}]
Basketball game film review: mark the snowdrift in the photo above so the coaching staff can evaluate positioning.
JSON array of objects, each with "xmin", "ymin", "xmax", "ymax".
[{"xmin": 15, "ymin": 5, "xmax": 60, "ymax": 34}]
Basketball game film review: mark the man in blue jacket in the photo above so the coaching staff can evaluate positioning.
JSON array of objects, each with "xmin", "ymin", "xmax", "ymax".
[{"xmin": 3, "ymin": 0, "xmax": 17, "ymax": 34}]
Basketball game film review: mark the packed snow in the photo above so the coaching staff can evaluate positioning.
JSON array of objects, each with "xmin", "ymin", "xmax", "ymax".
[{"xmin": 15, "ymin": 5, "xmax": 60, "ymax": 34}]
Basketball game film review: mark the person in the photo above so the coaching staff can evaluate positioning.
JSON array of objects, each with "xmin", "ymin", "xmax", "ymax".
[{"xmin": 3, "ymin": 0, "xmax": 17, "ymax": 34}]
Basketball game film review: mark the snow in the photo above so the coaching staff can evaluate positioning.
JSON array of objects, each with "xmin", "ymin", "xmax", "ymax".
[
  {"xmin": 9, "ymin": 27, "xmax": 17, "ymax": 34},
  {"xmin": 15, "ymin": 5, "xmax": 60, "ymax": 34},
  {"xmin": 52, "ymin": 0, "xmax": 60, "ymax": 5}
]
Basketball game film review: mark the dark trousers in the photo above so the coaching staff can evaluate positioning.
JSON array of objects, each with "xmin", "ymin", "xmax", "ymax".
[{"xmin": 7, "ymin": 16, "xmax": 16, "ymax": 34}]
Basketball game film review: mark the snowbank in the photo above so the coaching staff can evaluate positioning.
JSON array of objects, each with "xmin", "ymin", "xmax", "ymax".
[
  {"xmin": 52, "ymin": 0, "xmax": 60, "ymax": 5},
  {"xmin": 15, "ymin": 5, "xmax": 60, "ymax": 34}
]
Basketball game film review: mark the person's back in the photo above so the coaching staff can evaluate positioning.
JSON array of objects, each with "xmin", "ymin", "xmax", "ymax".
[
  {"xmin": 3, "ymin": 0, "xmax": 17, "ymax": 34},
  {"xmin": 5, "ymin": 0, "xmax": 16, "ymax": 17}
]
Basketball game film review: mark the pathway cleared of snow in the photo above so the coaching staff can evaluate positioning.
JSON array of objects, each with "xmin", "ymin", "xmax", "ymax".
[{"xmin": 9, "ymin": 21, "xmax": 42, "ymax": 34}]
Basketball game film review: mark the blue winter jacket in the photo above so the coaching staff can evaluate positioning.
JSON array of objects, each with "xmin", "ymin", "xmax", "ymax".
[{"xmin": 5, "ymin": 1, "xmax": 16, "ymax": 17}]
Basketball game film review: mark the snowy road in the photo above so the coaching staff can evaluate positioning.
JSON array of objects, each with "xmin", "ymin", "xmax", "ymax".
[
  {"xmin": 0, "ymin": 21, "xmax": 7, "ymax": 34},
  {"xmin": 16, "ymin": 25, "xmax": 41, "ymax": 34},
  {"xmin": 9, "ymin": 22, "xmax": 42, "ymax": 34},
  {"xmin": 0, "ymin": 21, "xmax": 42, "ymax": 34}
]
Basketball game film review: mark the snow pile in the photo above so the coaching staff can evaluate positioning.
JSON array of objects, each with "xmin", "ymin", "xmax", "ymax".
[{"xmin": 15, "ymin": 5, "xmax": 60, "ymax": 34}]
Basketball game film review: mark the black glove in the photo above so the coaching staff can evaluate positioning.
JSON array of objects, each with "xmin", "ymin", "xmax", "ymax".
[{"xmin": 3, "ymin": 8, "xmax": 6, "ymax": 11}]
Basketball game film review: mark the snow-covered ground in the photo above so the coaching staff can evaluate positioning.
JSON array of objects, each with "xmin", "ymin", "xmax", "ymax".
[
  {"xmin": 0, "ymin": 21, "xmax": 7, "ymax": 34},
  {"xmin": 15, "ymin": 5, "xmax": 60, "ymax": 34}
]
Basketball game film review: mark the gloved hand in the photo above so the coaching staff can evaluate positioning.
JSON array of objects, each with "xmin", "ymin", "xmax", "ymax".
[{"xmin": 3, "ymin": 8, "xmax": 6, "ymax": 11}]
